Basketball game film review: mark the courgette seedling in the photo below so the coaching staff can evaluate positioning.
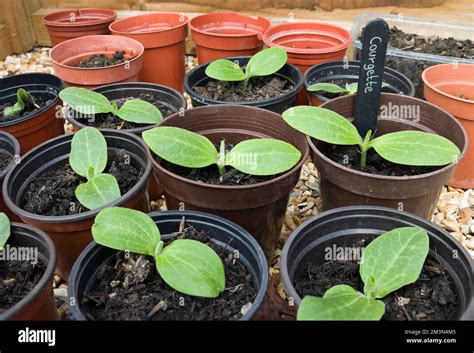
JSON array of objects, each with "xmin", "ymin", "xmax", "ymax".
[
  {"xmin": 307, "ymin": 82, "xmax": 389, "ymax": 96},
  {"xmin": 59, "ymin": 87, "xmax": 163, "ymax": 124},
  {"xmin": 3, "ymin": 88, "xmax": 39, "ymax": 117},
  {"xmin": 283, "ymin": 106, "xmax": 461, "ymax": 168},
  {"xmin": 70, "ymin": 127, "xmax": 121, "ymax": 210},
  {"xmin": 142, "ymin": 126, "xmax": 301, "ymax": 177},
  {"xmin": 92, "ymin": 207, "xmax": 225, "ymax": 298},
  {"xmin": 0, "ymin": 213, "xmax": 10, "ymax": 252},
  {"xmin": 204, "ymin": 47, "xmax": 287, "ymax": 92},
  {"xmin": 297, "ymin": 227, "xmax": 429, "ymax": 320}
]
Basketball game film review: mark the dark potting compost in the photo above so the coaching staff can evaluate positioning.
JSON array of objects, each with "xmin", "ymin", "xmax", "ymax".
[
  {"xmin": 21, "ymin": 148, "xmax": 142, "ymax": 216},
  {"xmin": 294, "ymin": 238, "xmax": 458, "ymax": 320},
  {"xmin": 0, "ymin": 258, "xmax": 46, "ymax": 313},
  {"xmin": 0, "ymin": 150, "xmax": 13, "ymax": 172},
  {"xmin": 74, "ymin": 51, "xmax": 129, "ymax": 68},
  {"xmin": 318, "ymin": 142, "xmax": 439, "ymax": 176},
  {"xmin": 0, "ymin": 93, "xmax": 55, "ymax": 123},
  {"xmin": 82, "ymin": 225, "xmax": 257, "ymax": 320},
  {"xmin": 193, "ymin": 76, "xmax": 293, "ymax": 102}
]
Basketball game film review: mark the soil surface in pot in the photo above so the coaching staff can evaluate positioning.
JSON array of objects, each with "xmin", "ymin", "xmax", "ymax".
[
  {"xmin": 81, "ymin": 224, "xmax": 257, "ymax": 320},
  {"xmin": 72, "ymin": 92, "xmax": 175, "ymax": 130},
  {"xmin": 318, "ymin": 142, "xmax": 439, "ymax": 177},
  {"xmin": 0, "ymin": 258, "xmax": 46, "ymax": 313},
  {"xmin": 0, "ymin": 93, "xmax": 55, "ymax": 123},
  {"xmin": 0, "ymin": 150, "xmax": 13, "ymax": 172},
  {"xmin": 294, "ymin": 238, "xmax": 458, "ymax": 320},
  {"xmin": 21, "ymin": 148, "xmax": 142, "ymax": 216},
  {"xmin": 74, "ymin": 51, "xmax": 129, "ymax": 68},
  {"xmin": 193, "ymin": 76, "xmax": 293, "ymax": 102}
]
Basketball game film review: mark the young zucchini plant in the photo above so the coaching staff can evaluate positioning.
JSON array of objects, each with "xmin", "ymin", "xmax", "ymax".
[
  {"xmin": 283, "ymin": 106, "xmax": 461, "ymax": 168},
  {"xmin": 297, "ymin": 227, "xmax": 429, "ymax": 320},
  {"xmin": 59, "ymin": 87, "xmax": 163, "ymax": 124},
  {"xmin": 307, "ymin": 82, "xmax": 389, "ymax": 96},
  {"xmin": 0, "ymin": 213, "xmax": 10, "ymax": 252},
  {"xmin": 3, "ymin": 88, "xmax": 39, "ymax": 116},
  {"xmin": 204, "ymin": 47, "xmax": 287, "ymax": 92},
  {"xmin": 142, "ymin": 127, "xmax": 301, "ymax": 177},
  {"xmin": 92, "ymin": 207, "xmax": 225, "ymax": 298},
  {"xmin": 70, "ymin": 127, "xmax": 121, "ymax": 210}
]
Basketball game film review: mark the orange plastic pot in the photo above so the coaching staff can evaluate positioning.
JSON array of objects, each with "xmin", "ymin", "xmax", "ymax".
[
  {"xmin": 110, "ymin": 13, "xmax": 188, "ymax": 91},
  {"xmin": 423, "ymin": 64, "xmax": 474, "ymax": 189},
  {"xmin": 42, "ymin": 8, "xmax": 116, "ymax": 46},
  {"xmin": 190, "ymin": 12, "xmax": 270, "ymax": 64},
  {"xmin": 263, "ymin": 22, "xmax": 352, "ymax": 105},
  {"xmin": 50, "ymin": 35, "xmax": 144, "ymax": 88}
]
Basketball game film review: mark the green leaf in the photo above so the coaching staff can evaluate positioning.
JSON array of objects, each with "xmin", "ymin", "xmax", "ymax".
[
  {"xmin": 0, "ymin": 213, "xmax": 10, "ymax": 251},
  {"xmin": 117, "ymin": 99, "xmax": 163, "ymax": 124},
  {"xmin": 345, "ymin": 82, "xmax": 359, "ymax": 94},
  {"xmin": 156, "ymin": 239, "xmax": 225, "ymax": 298},
  {"xmin": 226, "ymin": 139, "xmax": 301, "ymax": 175},
  {"xmin": 360, "ymin": 227, "xmax": 429, "ymax": 299},
  {"xmin": 307, "ymin": 83, "xmax": 348, "ymax": 94},
  {"xmin": 3, "ymin": 88, "xmax": 29, "ymax": 116},
  {"xmin": 369, "ymin": 131, "xmax": 461, "ymax": 166},
  {"xmin": 297, "ymin": 285, "xmax": 385, "ymax": 321},
  {"xmin": 205, "ymin": 59, "xmax": 246, "ymax": 81},
  {"xmin": 75, "ymin": 173, "xmax": 121, "ymax": 210},
  {"xmin": 70, "ymin": 127, "xmax": 108, "ymax": 178},
  {"xmin": 282, "ymin": 106, "xmax": 363, "ymax": 146},
  {"xmin": 92, "ymin": 207, "xmax": 161, "ymax": 256},
  {"xmin": 59, "ymin": 87, "xmax": 113, "ymax": 114},
  {"xmin": 246, "ymin": 47, "xmax": 287, "ymax": 78},
  {"xmin": 143, "ymin": 127, "xmax": 218, "ymax": 168}
]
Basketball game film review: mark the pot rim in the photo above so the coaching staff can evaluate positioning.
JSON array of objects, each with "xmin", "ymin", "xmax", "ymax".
[
  {"xmin": 0, "ymin": 222, "xmax": 57, "ymax": 320},
  {"xmin": 184, "ymin": 56, "xmax": 304, "ymax": 106},
  {"xmin": 109, "ymin": 12, "xmax": 189, "ymax": 35},
  {"xmin": 422, "ymin": 64, "xmax": 474, "ymax": 104},
  {"xmin": 310, "ymin": 93, "xmax": 468, "ymax": 181},
  {"xmin": 189, "ymin": 12, "xmax": 270, "ymax": 39},
  {"xmin": 148, "ymin": 105, "xmax": 309, "ymax": 190},
  {"xmin": 2, "ymin": 130, "xmax": 152, "ymax": 223},
  {"xmin": 0, "ymin": 131, "xmax": 20, "ymax": 179},
  {"xmin": 49, "ymin": 35, "xmax": 144, "ymax": 71},
  {"xmin": 42, "ymin": 8, "xmax": 117, "ymax": 27}
]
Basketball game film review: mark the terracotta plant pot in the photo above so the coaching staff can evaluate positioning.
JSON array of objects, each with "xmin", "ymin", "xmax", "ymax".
[
  {"xmin": 304, "ymin": 60, "xmax": 415, "ymax": 106},
  {"xmin": 0, "ymin": 73, "xmax": 65, "ymax": 153},
  {"xmin": 263, "ymin": 22, "xmax": 352, "ymax": 105},
  {"xmin": 109, "ymin": 13, "xmax": 188, "ymax": 92},
  {"xmin": 50, "ymin": 35, "xmax": 144, "ymax": 88},
  {"xmin": 0, "ymin": 131, "xmax": 20, "ymax": 221},
  {"xmin": 190, "ymin": 12, "xmax": 270, "ymax": 64},
  {"xmin": 148, "ymin": 105, "xmax": 309, "ymax": 256},
  {"xmin": 66, "ymin": 82, "xmax": 187, "ymax": 200},
  {"xmin": 0, "ymin": 222, "xmax": 57, "ymax": 320},
  {"xmin": 281, "ymin": 206, "xmax": 474, "ymax": 320},
  {"xmin": 3, "ymin": 130, "xmax": 152, "ymax": 279},
  {"xmin": 68, "ymin": 210, "xmax": 269, "ymax": 321},
  {"xmin": 422, "ymin": 63, "xmax": 474, "ymax": 189},
  {"xmin": 311, "ymin": 94, "xmax": 466, "ymax": 219},
  {"xmin": 184, "ymin": 56, "xmax": 303, "ymax": 114},
  {"xmin": 42, "ymin": 8, "xmax": 117, "ymax": 46}
]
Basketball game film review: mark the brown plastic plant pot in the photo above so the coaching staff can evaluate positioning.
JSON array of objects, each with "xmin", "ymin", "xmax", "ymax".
[
  {"xmin": 2, "ymin": 130, "xmax": 152, "ymax": 279},
  {"xmin": 148, "ymin": 105, "xmax": 309, "ymax": 257},
  {"xmin": 0, "ymin": 131, "xmax": 20, "ymax": 221},
  {"xmin": 422, "ymin": 63, "xmax": 474, "ymax": 189},
  {"xmin": 190, "ymin": 12, "xmax": 270, "ymax": 64},
  {"xmin": 263, "ymin": 22, "xmax": 352, "ymax": 105},
  {"xmin": 49, "ymin": 35, "xmax": 144, "ymax": 88},
  {"xmin": 0, "ymin": 222, "xmax": 57, "ymax": 320},
  {"xmin": 42, "ymin": 8, "xmax": 117, "ymax": 46},
  {"xmin": 311, "ymin": 93, "xmax": 467, "ymax": 220},
  {"xmin": 0, "ymin": 73, "xmax": 65, "ymax": 154},
  {"xmin": 110, "ymin": 13, "xmax": 188, "ymax": 92}
]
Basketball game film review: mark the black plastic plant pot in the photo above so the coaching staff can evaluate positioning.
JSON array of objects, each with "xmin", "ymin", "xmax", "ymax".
[
  {"xmin": 66, "ymin": 82, "xmax": 188, "ymax": 135},
  {"xmin": 281, "ymin": 206, "xmax": 474, "ymax": 320},
  {"xmin": 0, "ymin": 131, "xmax": 20, "ymax": 220},
  {"xmin": 303, "ymin": 60, "xmax": 415, "ymax": 106},
  {"xmin": 2, "ymin": 130, "xmax": 152, "ymax": 279},
  {"xmin": 184, "ymin": 56, "xmax": 303, "ymax": 114},
  {"xmin": 68, "ymin": 210, "xmax": 269, "ymax": 321},
  {"xmin": 0, "ymin": 222, "xmax": 57, "ymax": 320},
  {"xmin": 0, "ymin": 73, "xmax": 65, "ymax": 154}
]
